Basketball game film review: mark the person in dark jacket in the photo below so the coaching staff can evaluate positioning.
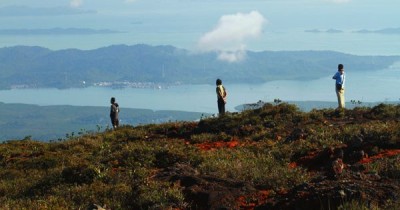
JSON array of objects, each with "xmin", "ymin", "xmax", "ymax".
[
  {"xmin": 216, "ymin": 79, "xmax": 227, "ymax": 115},
  {"xmin": 110, "ymin": 97, "xmax": 119, "ymax": 129}
]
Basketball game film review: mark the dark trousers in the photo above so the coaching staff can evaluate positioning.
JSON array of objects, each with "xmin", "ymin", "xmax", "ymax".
[
  {"xmin": 110, "ymin": 114, "xmax": 119, "ymax": 128},
  {"xmin": 217, "ymin": 99, "xmax": 225, "ymax": 115}
]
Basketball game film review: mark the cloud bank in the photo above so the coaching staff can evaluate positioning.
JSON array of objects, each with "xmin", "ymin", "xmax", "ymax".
[
  {"xmin": 198, "ymin": 11, "xmax": 266, "ymax": 62},
  {"xmin": 327, "ymin": 0, "xmax": 351, "ymax": 3},
  {"xmin": 0, "ymin": 28, "xmax": 122, "ymax": 36},
  {"xmin": 0, "ymin": 6, "xmax": 95, "ymax": 16},
  {"xmin": 70, "ymin": 0, "xmax": 83, "ymax": 8}
]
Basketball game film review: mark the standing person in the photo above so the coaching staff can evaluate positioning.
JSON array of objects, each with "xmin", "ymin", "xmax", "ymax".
[
  {"xmin": 216, "ymin": 79, "xmax": 227, "ymax": 115},
  {"xmin": 110, "ymin": 97, "xmax": 119, "ymax": 129},
  {"xmin": 332, "ymin": 64, "xmax": 346, "ymax": 109}
]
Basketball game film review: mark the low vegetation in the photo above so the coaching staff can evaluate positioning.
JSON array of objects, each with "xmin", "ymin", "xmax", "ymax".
[
  {"xmin": 0, "ymin": 103, "xmax": 399, "ymax": 209},
  {"xmin": 0, "ymin": 102, "xmax": 205, "ymax": 141}
]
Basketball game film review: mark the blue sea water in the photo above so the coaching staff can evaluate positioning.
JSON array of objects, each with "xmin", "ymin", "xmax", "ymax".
[{"xmin": 1, "ymin": 63, "xmax": 399, "ymax": 114}]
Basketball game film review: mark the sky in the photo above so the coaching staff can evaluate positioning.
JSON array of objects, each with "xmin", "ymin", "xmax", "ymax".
[{"xmin": 0, "ymin": 0, "xmax": 399, "ymax": 60}]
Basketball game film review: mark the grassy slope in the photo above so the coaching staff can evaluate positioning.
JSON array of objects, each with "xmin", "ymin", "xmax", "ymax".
[
  {"xmin": 0, "ymin": 102, "xmax": 207, "ymax": 141},
  {"xmin": 3, "ymin": 100, "xmax": 399, "ymax": 141},
  {"xmin": 0, "ymin": 103, "xmax": 399, "ymax": 209}
]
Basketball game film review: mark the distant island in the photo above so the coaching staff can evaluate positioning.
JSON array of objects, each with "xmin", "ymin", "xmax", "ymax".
[
  {"xmin": 305, "ymin": 28, "xmax": 343, "ymax": 33},
  {"xmin": 0, "ymin": 44, "xmax": 399, "ymax": 90},
  {"xmin": 354, "ymin": 27, "xmax": 400, "ymax": 34},
  {"xmin": 305, "ymin": 27, "xmax": 400, "ymax": 35}
]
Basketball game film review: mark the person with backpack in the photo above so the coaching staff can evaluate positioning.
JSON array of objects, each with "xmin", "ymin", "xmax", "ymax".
[
  {"xmin": 110, "ymin": 97, "xmax": 120, "ymax": 129},
  {"xmin": 216, "ymin": 79, "xmax": 227, "ymax": 115},
  {"xmin": 332, "ymin": 64, "xmax": 346, "ymax": 110}
]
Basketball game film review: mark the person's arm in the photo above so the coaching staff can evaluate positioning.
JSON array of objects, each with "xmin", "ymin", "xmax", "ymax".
[
  {"xmin": 115, "ymin": 103, "xmax": 119, "ymax": 112},
  {"xmin": 332, "ymin": 72, "xmax": 338, "ymax": 79},
  {"xmin": 223, "ymin": 86, "xmax": 227, "ymax": 97}
]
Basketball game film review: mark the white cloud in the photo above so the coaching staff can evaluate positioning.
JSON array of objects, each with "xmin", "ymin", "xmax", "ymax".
[
  {"xmin": 70, "ymin": 0, "xmax": 83, "ymax": 8},
  {"xmin": 198, "ymin": 11, "xmax": 266, "ymax": 62},
  {"xmin": 217, "ymin": 48, "xmax": 247, "ymax": 63}
]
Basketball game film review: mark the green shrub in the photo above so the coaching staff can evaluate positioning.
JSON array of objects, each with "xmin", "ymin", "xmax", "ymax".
[
  {"xmin": 189, "ymin": 133, "xmax": 218, "ymax": 144},
  {"xmin": 61, "ymin": 165, "xmax": 99, "ymax": 185},
  {"xmin": 338, "ymin": 200, "xmax": 372, "ymax": 210},
  {"xmin": 129, "ymin": 180, "xmax": 187, "ymax": 210},
  {"xmin": 369, "ymin": 104, "xmax": 400, "ymax": 119}
]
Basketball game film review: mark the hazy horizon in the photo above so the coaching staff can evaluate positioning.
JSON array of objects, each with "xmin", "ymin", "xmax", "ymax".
[{"xmin": 0, "ymin": 0, "xmax": 399, "ymax": 59}]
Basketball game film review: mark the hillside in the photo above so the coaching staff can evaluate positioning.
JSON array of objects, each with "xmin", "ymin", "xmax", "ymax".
[
  {"xmin": 0, "ymin": 45, "xmax": 399, "ymax": 89},
  {"xmin": 0, "ymin": 102, "xmax": 206, "ymax": 141},
  {"xmin": 3, "ymin": 101, "xmax": 398, "ymax": 141},
  {"xmin": 0, "ymin": 103, "xmax": 399, "ymax": 209}
]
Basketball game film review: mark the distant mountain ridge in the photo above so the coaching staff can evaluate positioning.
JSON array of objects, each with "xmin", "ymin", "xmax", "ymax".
[{"xmin": 0, "ymin": 44, "xmax": 399, "ymax": 89}]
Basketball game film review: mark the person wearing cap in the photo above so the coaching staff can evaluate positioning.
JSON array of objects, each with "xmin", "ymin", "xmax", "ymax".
[{"xmin": 332, "ymin": 64, "xmax": 346, "ymax": 109}]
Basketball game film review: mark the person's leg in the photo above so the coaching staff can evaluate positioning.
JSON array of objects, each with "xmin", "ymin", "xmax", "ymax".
[
  {"xmin": 336, "ymin": 89, "xmax": 341, "ymax": 108},
  {"xmin": 111, "ymin": 117, "xmax": 118, "ymax": 129},
  {"xmin": 218, "ymin": 99, "xmax": 225, "ymax": 115},
  {"xmin": 115, "ymin": 118, "xmax": 119, "ymax": 128},
  {"xmin": 339, "ymin": 89, "xmax": 345, "ymax": 109}
]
